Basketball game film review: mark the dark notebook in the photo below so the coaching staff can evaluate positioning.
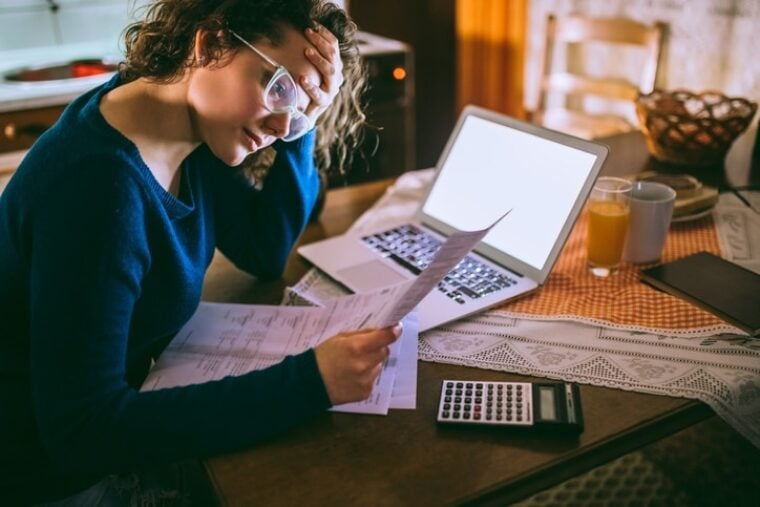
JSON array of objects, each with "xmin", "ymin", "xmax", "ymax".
[{"xmin": 641, "ymin": 252, "xmax": 760, "ymax": 336}]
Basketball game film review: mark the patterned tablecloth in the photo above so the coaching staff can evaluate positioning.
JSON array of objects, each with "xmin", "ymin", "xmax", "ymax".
[
  {"xmin": 496, "ymin": 203, "xmax": 732, "ymax": 336},
  {"xmin": 288, "ymin": 169, "xmax": 760, "ymax": 448}
]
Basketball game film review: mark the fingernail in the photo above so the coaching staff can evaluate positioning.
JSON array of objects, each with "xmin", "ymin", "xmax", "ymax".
[
  {"xmin": 392, "ymin": 322, "xmax": 404, "ymax": 337},
  {"xmin": 306, "ymin": 48, "xmax": 315, "ymax": 56},
  {"xmin": 301, "ymin": 76, "xmax": 313, "ymax": 88},
  {"xmin": 306, "ymin": 28, "xmax": 314, "ymax": 35}
]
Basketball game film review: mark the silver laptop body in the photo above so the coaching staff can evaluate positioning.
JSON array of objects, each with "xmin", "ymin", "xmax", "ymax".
[{"xmin": 298, "ymin": 105, "xmax": 608, "ymax": 331}]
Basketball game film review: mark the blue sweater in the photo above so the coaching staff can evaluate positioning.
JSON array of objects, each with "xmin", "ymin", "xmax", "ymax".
[{"xmin": 0, "ymin": 75, "xmax": 329, "ymax": 502}]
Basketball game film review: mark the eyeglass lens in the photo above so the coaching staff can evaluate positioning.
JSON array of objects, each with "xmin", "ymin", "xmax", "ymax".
[
  {"xmin": 265, "ymin": 73, "xmax": 310, "ymax": 140},
  {"xmin": 266, "ymin": 72, "xmax": 298, "ymax": 111}
]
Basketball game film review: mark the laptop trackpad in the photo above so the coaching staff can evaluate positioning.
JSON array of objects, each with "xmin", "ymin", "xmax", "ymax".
[{"xmin": 337, "ymin": 260, "xmax": 409, "ymax": 293}]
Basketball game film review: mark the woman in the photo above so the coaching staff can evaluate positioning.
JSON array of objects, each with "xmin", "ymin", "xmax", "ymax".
[{"xmin": 0, "ymin": 0, "xmax": 400, "ymax": 504}]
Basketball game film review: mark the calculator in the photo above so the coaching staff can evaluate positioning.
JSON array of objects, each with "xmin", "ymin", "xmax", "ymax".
[{"xmin": 436, "ymin": 380, "xmax": 584, "ymax": 433}]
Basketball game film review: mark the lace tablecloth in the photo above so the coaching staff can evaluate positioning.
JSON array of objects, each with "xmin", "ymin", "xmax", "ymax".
[{"xmin": 289, "ymin": 170, "xmax": 760, "ymax": 448}]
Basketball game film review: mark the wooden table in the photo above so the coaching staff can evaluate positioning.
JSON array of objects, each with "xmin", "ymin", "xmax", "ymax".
[{"xmin": 200, "ymin": 131, "xmax": 757, "ymax": 506}]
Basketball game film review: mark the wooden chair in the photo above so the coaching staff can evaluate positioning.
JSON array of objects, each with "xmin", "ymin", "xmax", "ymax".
[{"xmin": 530, "ymin": 14, "xmax": 666, "ymax": 140}]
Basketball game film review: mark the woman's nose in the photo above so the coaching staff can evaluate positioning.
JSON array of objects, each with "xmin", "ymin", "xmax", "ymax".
[{"xmin": 265, "ymin": 112, "xmax": 290, "ymax": 139}]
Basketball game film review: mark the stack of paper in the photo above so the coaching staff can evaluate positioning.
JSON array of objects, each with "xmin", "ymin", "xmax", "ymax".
[{"xmin": 142, "ymin": 212, "xmax": 507, "ymax": 414}]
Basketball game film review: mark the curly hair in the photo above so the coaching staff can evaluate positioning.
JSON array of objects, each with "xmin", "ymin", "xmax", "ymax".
[{"xmin": 121, "ymin": 0, "xmax": 367, "ymax": 181}]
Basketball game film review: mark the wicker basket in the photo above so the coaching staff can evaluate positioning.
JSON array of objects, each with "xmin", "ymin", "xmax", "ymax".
[{"xmin": 635, "ymin": 90, "xmax": 757, "ymax": 167}]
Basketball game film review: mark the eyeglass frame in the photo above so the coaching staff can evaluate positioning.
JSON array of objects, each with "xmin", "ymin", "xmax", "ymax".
[{"xmin": 229, "ymin": 29, "xmax": 314, "ymax": 142}]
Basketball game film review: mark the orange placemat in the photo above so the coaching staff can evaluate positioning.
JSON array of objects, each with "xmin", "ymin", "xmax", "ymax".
[{"xmin": 497, "ymin": 211, "xmax": 731, "ymax": 334}]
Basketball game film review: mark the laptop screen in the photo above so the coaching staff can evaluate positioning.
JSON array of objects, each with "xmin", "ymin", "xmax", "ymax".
[{"xmin": 421, "ymin": 115, "xmax": 598, "ymax": 272}]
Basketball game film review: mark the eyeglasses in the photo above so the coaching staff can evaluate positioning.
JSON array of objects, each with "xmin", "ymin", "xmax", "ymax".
[{"xmin": 230, "ymin": 30, "xmax": 313, "ymax": 142}]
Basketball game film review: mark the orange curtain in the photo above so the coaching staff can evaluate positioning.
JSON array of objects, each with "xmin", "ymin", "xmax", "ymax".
[{"xmin": 456, "ymin": 0, "xmax": 527, "ymax": 118}]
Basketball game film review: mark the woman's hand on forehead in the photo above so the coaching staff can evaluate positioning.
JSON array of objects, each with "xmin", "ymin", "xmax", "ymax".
[{"xmin": 300, "ymin": 23, "xmax": 344, "ymax": 122}]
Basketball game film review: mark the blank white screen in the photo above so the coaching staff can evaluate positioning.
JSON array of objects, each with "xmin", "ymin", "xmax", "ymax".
[{"xmin": 422, "ymin": 116, "xmax": 597, "ymax": 271}]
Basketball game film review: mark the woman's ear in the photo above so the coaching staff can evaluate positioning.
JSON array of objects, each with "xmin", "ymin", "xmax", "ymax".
[
  {"xmin": 193, "ymin": 29, "xmax": 232, "ymax": 67},
  {"xmin": 193, "ymin": 29, "xmax": 209, "ymax": 67}
]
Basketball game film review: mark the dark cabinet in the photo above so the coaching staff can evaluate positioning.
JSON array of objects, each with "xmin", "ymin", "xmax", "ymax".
[
  {"xmin": 0, "ymin": 105, "xmax": 65, "ymax": 153},
  {"xmin": 331, "ymin": 34, "xmax": 415, "ymax": 187},
  {"xmin": 350, "ymin": 0, "xmax": 456, "ymax": 170}
]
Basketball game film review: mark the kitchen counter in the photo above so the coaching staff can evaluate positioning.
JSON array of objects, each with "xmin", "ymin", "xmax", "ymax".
[
  {"xmin": 0, "ymin": 31, "xmax": 407, "ymax": 113},
  {"xmin": 0, "ymin": 39, "xmax": 121, "ymax": 112}
]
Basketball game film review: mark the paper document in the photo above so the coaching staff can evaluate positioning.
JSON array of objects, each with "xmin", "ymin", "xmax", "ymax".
[
  {"xmin": 141, "ymin": 298, "xmax": 418, "ymax": 415},
  {"xmin": 331, "ymin": 310, "xmax": 418, "ymax": 414},
  {"xmin": 141, "ymin": 283, "xmax": 411, "ymax": 391},
  {"xmin": 142, "ymin": 210, "xmax": 510, "ymax": 413},
  {"xmin": 374, "ymin": 209, "xmax": 512, "ymax": 328}
]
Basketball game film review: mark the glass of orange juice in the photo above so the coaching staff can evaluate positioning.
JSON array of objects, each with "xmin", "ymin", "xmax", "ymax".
[{"xmin": 587, "ymin": 177, "xmax": 632, "ymax": 277}]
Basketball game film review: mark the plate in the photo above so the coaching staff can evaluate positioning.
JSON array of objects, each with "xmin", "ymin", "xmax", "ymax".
[{"xmin": 671, "ymin": 207, "xmax": 714, "ymax": 223}]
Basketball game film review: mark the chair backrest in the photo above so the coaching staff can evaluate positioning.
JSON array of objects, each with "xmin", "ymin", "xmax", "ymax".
[{"xmin": 535, "ymin": 14, "xmax": 666, "ymax": 114}]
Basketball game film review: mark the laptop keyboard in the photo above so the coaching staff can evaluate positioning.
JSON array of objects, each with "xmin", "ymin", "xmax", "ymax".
[{"xmin": 361, "ymin": 224, "xmax": 517, "ymax": 304}]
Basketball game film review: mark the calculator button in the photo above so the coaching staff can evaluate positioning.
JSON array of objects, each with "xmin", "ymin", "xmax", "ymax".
[
  {"xmin": 454, "ymin": 396, "xmax": 461, "ymax": 403},
  {"xmin": 446, "ymin": 382, "xmax": 454, "ymax": 388},
  {"xmin": 456, "ymin": 382, "xmax": 463, "ymax": 388},
  {"xmin": 463, "ymin": 413, "xmax": 470, "ymax": 420},
  {"xmin": 475, "ymin": 397, "xmax": 482, "ymax": 403},
  {"xmin": 443, "ymin": 403, "xmax": 450, "ymax": 410},
  {"xmin": 452, "ymin": 412, "xmax": 460, "ymax": 419},
  {"xmin": 466, "ymin": 383, "xmax": 473, "ymax": 389},
  {"xmin": 473, "ymin": 413, "xmax": 481, "ymax": 420},
  {"xmin": 442, "ymin": 411, "xmax": 450, "ymax": 418},
  {"xmin": 444, "ymin": 396, "xmax": 452, "ymax": 402},
  {"xmin": 476, "ymin": 383, "xmax": 483, "ymax": 389}
]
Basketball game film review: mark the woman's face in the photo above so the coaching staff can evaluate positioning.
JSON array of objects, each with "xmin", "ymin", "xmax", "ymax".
[{"xmin": 187, "ymin": 25, "xmax": 323, "ymax": 166}]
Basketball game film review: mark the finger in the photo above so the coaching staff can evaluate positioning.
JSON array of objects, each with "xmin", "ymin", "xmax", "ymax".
[
  {"xmin": 304, "ymin": 29, "xmax": 339, "ymax": 66},
  {"xmin": 307, "ymin": 23, "xmax": 338, "ymax": 46},
  {"xmin": 354, "ymin": 346, "xmax": 389, "ymax": 374},
  {"xmin": 367, "ymin": 345, "xmax": 390, "ymax": 365},
  {"xmin": 367, "ymin": 362, "xmax": 384, "ymax": 383},
  {"xmin": 355, "ymin": 328, "xmax": 399, "ymax": 353},
  {"xmin": 300, "ymin": 75, "xmax": 328, "ymax": 107},
  {"xmin": 338, "ymin": 327, "xmax": 374, "ymax": 337},
  {"xmin": 304, "ymin": 29, "xmax": 343, "ymax": 76},
  {"xmin": 304, "ymin": 46, "xmax": 340, "ymax": 86}
]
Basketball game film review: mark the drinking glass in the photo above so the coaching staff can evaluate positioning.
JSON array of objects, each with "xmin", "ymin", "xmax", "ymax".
[{"xmin": 587, "ymin": 177, "xmax": 632, "ymax": 277}]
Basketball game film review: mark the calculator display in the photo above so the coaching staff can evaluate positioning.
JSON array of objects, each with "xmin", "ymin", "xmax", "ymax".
[{"xmin": 539, "ymin": 386, "xmax": 557, "ymax": 421}]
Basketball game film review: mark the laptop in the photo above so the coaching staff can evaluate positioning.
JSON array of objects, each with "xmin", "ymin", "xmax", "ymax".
[{"xmin": 298, "ymin": 105, "xmax": 608, "ymax": 331}]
